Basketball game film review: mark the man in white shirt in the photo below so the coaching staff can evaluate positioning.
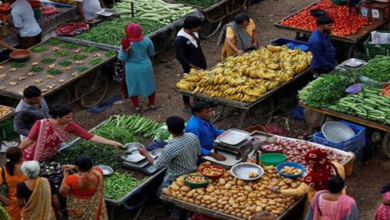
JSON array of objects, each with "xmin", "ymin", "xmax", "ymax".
[
  {"xmin": 75, "ymin": 0, "xmax": 104, "ymax": 21},
  {"xmin": 8, "ymin": 0, "xmax": 42, "ymax": 49}
]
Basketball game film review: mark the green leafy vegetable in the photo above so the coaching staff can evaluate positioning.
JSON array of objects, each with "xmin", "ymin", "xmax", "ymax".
[
  {"xmin": 73, "ymin": 54, "xmax": 88, "ymax": 60},
  {"xmin": 359, "ymin": 55, "xmax": 390, "ymax": 82},
  {"xmin": 104, "ymin": 172, "xmax": 143, "ymax": 200},
  {"xmin": 30, "ymin": 46, "xmax": 47, "ymax": 53},
  {"xmin": 105, "ymin": 50, "xmax": 116, "ymax": 58},
  {"xmin": 63, "ymin": 43, "xmax": 79, "ymax": 50},
  {"xmin": 90, "ymin": 58, "xmax": 103, "ymax": 65},
  {"xmin": 41, "ymin": 58, "xmax": 56, "ymax": 64},
  {"xmin": 83, "ymin": 46, "xmax": 99, "ymax": 53},
  {"xmin": 58, "ymin": 61, "xmax": 72, "ymax": 66},
  {"xmin": 77, "ymin": 66, "xmax": 89, "ymax": 72},
  {"xmin": 47, "ymin": 38, "xmax": 61, "ymax": 45},
  {"xmin": 47, "ymin": 69, "xmax": 62, "ymax": 75},
  {"xmin": 173, "ymin": 0, "xmax": 221, "ymax": 8},
  {"xmin": 30, "ymin": 66, "xmax": 44, "ymax": 72},
  {"xmin": 54, "ymin": 51, "xmax": 69, "ymax": 57},
  {"xmin": 10, "ymin": 63, "xmax": 25, "ymax": 68}
]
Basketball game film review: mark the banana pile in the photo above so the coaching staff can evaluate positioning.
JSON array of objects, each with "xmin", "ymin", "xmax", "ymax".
[{"xmin": 176, "ymin": 45, "xmax": 312, "ymax": 103}]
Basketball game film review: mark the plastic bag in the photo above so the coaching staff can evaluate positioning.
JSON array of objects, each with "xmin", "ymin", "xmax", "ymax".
[{"xmin": 370, "ymin": 31, "xmax": 390, "ymax": 44}]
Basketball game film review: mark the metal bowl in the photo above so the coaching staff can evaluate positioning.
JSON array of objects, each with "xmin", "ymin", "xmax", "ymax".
[
  {"xmin": 322, "ymin": 121, "xmax": 355, "ymax": 143},
  {"xmin": 9, "ymin": 50, "xmax": 31, "ymax": 62},
  {"xmin": 151, "ymin": 148, "xmax": 163, "ymax": 157},
  {"xmin": 95, "ymin": 165, "xmax": 113, "ymax": 176},
  {"xmin": 124, "ymin": 143, "xmax": 145, "ymax": 153},
  {"xmin": 230, "ymin": 163, "xmax": 264, "ymax": 181}
]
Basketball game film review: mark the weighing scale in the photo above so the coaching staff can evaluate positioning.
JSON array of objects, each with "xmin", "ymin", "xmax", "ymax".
[
  {"xmin": 214, "ymin": 129, "xmax": 253, "ymax": 160},
  {"xmin": 121, "ymin": 153, "xmax": 160, "ymax": 175}
]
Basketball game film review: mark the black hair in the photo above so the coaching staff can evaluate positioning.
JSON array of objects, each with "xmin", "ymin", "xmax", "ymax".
[
  {"xmin": 5, "ymin": 147, "xmax": 22, "ymax": 176},
  {"xmin": 317, "ymin": 15, "xmax": 334, "ymax": 26},
  {"xmin": 75, "ymin": 155, "xmax": 93, "ymax": 172},
  {"xmin": 49, "ymin": 105, "xmax": 72, "ymax": 118},
  {"xmin": 166, "ymin": 116, "xmax": 185, "ymax": 135},
  {"xmin": 191, "ymin": 101, "xmax": 211, "ymax": 114},
  {"xmin": 328, "ymin": 176, "xmax": 345, "ymax": 193},
  {"xmin": 23, "ymin": 86, "xmax": 41, "ymax": 98},
  {"xmin": 183, "ymin": 16, "xmax": 203, "ymax": 30},
  {"xmin": 234, "ymin": 13, "xmax": 250, "ymax": 25}
]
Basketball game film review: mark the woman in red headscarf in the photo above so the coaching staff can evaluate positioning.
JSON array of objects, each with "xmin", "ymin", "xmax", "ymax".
[
  {"xmin": 118, "ymin": 23, "xmax": 156, "ymax": 113},
  {"xmin": 267, "ymin": 148, "xmax": 345, "ymax": 214}
]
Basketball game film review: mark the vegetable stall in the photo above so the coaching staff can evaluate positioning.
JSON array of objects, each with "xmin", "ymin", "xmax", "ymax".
[
  {"xmin": 298, "ymin": 56, "xmax": 390, "ymax": 158},
  {"xmin": 274, "ymin": 0, "xmax": 390, "ymax": 59},
  {"xmin": 0, "ymin": 38, "xmax": 116, "ymax": 108},
  {"xmin": 50, "ymin": 114, "xmax": 167, "ymax": 219},
  {"xmin": 160, "ymin": 131, "xmax": 355, "ymax": 220},
  {"xmin": 174, "ymin": 40, "xmax": 313, "ymax": 128}
]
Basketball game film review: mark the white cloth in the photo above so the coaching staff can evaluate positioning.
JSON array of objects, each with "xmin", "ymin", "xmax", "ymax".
[
  {"xmin": 177, "ymin": 28, "xmax": 199, "ymax": 48},
  {"xmin": 75, "ymin": 0, "xmax": 101, "ymax": 21},
  {"xmin": 11, "ymin": 0, "xmax": 41, "ymax": 37}
]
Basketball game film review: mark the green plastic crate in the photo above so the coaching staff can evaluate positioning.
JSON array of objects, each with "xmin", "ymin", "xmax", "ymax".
[
  {"xmin": 0, "ymin": 118, "xmax": 18, "ymax": 141},
  {"xmin": 364, "ymin": 31, "xmax": 390, "ymax": 59}
]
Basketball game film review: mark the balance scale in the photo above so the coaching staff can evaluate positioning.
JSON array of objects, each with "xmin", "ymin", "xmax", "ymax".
[
  {"xmin": 213, "ymin": 129, "xmax": 253, "ymax": 160},
  {"xmin": 121, "ymin": 153, "xmax": 160, "ymax": 175}
]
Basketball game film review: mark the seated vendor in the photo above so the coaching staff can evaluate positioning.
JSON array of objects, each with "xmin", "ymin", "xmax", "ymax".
[
  {"xmin": 185, "ymin": 101, "xmax": 226, "ymax": 161},
  {"xmin": 138, "ymin": 116, "xmax": 200, "ymax": 220},
  {"xmin": 75, "ymin": 0, "xmax": 104, "ymax": 21}
]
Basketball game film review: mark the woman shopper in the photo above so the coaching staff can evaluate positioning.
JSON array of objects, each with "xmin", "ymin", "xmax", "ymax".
[
  {"xmin": 217, "ymin": 13, "xmax": 258, "ymax": 61},
  {"xmin": 118, "ymin": 23, "xmax": 156, "ymax": 113},
  {"xmin": 0, "ymin": 147, "xmax": 27, "ymax": 220},
  {"xmin": 305, "ymin": 176, "xmax": 358, "ymax": 220},
  {"xmin": 267, "ymin": 148, "xmax": 345, "ymax": 213},
  {"xmin": 17, "ymin": 161, "xmax": 61, "ymax": 220},
  {"xmin": 374, "ymin": 180, "xmax": 390, "ymax": 219},
  {"xmin": 59, "ymin": 155, "xmax": 108, "ymax": 220},
  {"xmin": 18, "ymin": 105, "xmax": 122, "ymax": 162}
]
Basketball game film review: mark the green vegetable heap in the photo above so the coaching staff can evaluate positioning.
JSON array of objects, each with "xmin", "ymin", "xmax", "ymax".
[
  {"xmin": 174, "ymin": 0, "xmax": 221, "ymax": 8},
  {"xmin": 359, "ymin": 56, "xmax": 390, "ymax": 82},
  {"xmin": 104, "ymin": 172, "xmax": 143, "ymax": 200}
]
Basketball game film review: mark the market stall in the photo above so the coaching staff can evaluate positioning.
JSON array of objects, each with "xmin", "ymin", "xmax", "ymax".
[
  {"xmin": 298, "ymin": 56, "xmax": 390, "ymax": 158},
  {"xmin": 0, "ymin": 37, "xmax": 116, "ymax": 107},
  {"xmin": 0, "ymin": 105, "xmax": 13, "ymax": 123},
  {"xmin": 274, "ymin": 0, "xmax": 390, "ymax": 58},
  {"xmin": 174, "ymin": 41, "xmax": 313, "ymax": 128},
  {"xmin": 160, "ymin": 130, "xmax": 355, "ymax": 220}
]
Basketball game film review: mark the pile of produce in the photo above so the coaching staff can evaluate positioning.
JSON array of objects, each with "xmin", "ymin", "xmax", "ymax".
[
  {"xmin": 359, "ymin": 56, "xmax": 390, "ymax": 82},
  {"xmin": 328, "ymin": 87, "xmax": 390, "ymax": 125},
  {"xmin": 298, "ymin": 70, "xmax": 361, "ymax": 108},
  {"xmin": 0, "ymin": 106, "xmax": 12, "ymax": 117},
  {"xmin": 75, "ymin": 18, "xmax": 165, "ymax": 46},
  {"xmin": 55, "ymin": 144, "xmax": 123, "ymax": 170},
  {"xmin": 40, "ymin": 161, "xmax": 63, "ymax": 188},
  {"xmin": 176, "ymin": 45, "xmax": 312, "ymax": 103},
  {"xmin": 0, "ymin": 3, "xmax": 9, "ymax": 22},
  {"xmin": 281, "ymin": 0, "xmax": 369, "ymax": 36},
  {"xmin": 115, "ymin": 0, "xmax": 195, "ymax": 24},
  {"xmin": 104, "ymin": 172, "xmax": 143, "ymax": 200},
  {"xmin": 172, "ymin": 0, "xmax": 221, "ymax": 8},
  {"xmin": 163, "ymin": 162, "xmax": 301, "ymax": 218}
]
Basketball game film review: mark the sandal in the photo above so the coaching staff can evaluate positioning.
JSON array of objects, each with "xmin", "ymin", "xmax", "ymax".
[
  {"xmin": 133, "ymin": 106, "xmax": 142, "ymax": 114},
  {"xmin": 147, "ymin": 105, "xmax": 158, "ymax": 111}
]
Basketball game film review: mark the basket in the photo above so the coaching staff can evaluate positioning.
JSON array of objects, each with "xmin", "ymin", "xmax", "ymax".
[
  {"xmin": 185, "ymin": 175, "xmax": 210, "ymax": 188},
  {"xmin": 0, "ymin": 118, "xmax": 18, "ymax": 141},
  {"xmin": 312, "ymin": 120, "xmax": 366, "ymax": 151},
  {"xmin": 364, "ymin": 30, "xmax": 390, "ymax": 59},
  {"xmin": 276, "ymin": 162, "xmax": 306, "ymax": 178}
]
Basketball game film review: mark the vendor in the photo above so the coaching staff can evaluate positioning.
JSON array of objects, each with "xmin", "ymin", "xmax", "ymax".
[
  {"xmin": 185, "ymin": 101, "xmax": 226, "ymax": 161},
  {"xmin": 14, "ymin": 86, "xmax": 50, "ymax": 141},
  {"xmin": 267, "ymin": 149, "xmax": 345, "ymax": 214},
  {"xmin": 218, "ymin": 13, "xmax": 258, "ymax": 61},
  {"xmin": 138, "ymin": 116, "xmax": 200, "ymax": 220},
  {"xmin": 18, "ymin": 105, "xmax": 122, "ymax": 162},
  {"xmin": 75, "ymin": 0, "xmax": 104, "ymax": 21},
  {"xmin": 7, "ymin": 0, "xmax": 42, "ymax": 49},
  {"xmin": 308, "ymin": 15, "xmax": 336, "ymax": 75}
]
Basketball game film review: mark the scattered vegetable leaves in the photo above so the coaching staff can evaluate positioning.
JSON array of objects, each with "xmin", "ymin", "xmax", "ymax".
[
  {"xmin": 73, "ymin": 54, "xmax": 87, "ymax": 60},
  {"xmin": 63, "ymin": 43, "xmax": 79, "ymax": 50},
  {"xmin": 31, "ymin": 46, "xmax": 47, "ymax": 53},
  {"xmin": 77, "ymin": 66, "xmax": 89, "ymax": 72},
  {"xmin": 58, "ymin": 60, "xmax": 72, "ymax": 66},
  {"xmin": 30, "ymin": 66, "xmax": 44, "ymax": 72},
  {"xmin": 90, "ymin": 58, "xmax": 103, "ymax": 65},
  {"xmin": 10, "ymin": 63, "xmax": 25, "ymax": 68},
  {"xmin": 54, "ymin": 51, "xmax": 69, "ymax": 57},
  {"xmin": 47, "ymin": 38, "xmax": 61, "ymax": 45},
  {"xmin": 105, "ymin": 50, "xmax": 116, "ymax": 58},
  {"xmin": 41, "ymin": 58, "xmax": 56, "ymax": 64},
  {"xmin": 47, "ymin": 69, "xmax": 62, "ymax": 75},
  {"xmin": 83, "ymin": 46, "xmax": 99, "ymax": 53}
]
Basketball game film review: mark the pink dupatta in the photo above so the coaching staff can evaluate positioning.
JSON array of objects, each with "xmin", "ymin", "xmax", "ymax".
[{"xmin": 23, "ymin": 119, "xmax": 69, "ymax": 162}]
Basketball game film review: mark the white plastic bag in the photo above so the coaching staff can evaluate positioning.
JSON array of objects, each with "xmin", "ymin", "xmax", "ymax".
[{"xmin": 370, "ymin": 31, "xmax": 390, "ymax": 44}]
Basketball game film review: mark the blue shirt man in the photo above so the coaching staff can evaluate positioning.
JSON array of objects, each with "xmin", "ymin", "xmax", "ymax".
[
  {"xmin": 185, "ymin": 101, "xmax": 226, "ymax": 161},
  {"xmin": 308, "ymin": 15, "xmax": 336, "ymax": 74}
]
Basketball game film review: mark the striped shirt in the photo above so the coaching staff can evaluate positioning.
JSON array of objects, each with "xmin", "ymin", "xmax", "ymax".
[{"xmin": 153, "ymin": 133, "xmax": 201, "ymax": 181}]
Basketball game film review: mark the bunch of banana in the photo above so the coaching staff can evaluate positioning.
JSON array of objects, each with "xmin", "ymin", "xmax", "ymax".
[
  {"xmin": 243, "ymin": 85, "xmax": 267, "ymax": 97},
  {"xmin": 183, "ymin": 74, "xmax": 201, "ymax": 82},
  {"xmin": 176, "ymin": 80, "xmax": 196, "ymax": 91}
]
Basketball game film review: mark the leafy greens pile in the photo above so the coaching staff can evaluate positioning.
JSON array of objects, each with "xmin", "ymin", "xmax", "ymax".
[{"xmin": 359, "ymin": 55, "xmax": 390, "ymax": 82}]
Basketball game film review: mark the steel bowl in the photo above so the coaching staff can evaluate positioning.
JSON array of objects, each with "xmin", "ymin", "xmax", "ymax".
[
  {"xmin": 322, "ymin": 121, "xmax": 355, "ymax": 143},
  {"xmin": 151, "ymin": 148, "xmax": 163, "ymax": 157},
  {"xmin": 95, "ymin": 165, "xmax": 113, "ymax": 176},
  {"xmin": 124, "ymin": 143, "xmax": 145, "ymax": 153},
  {"xmin": 230, "ymin": 163, "xmax": 264, "ymax": 181}
]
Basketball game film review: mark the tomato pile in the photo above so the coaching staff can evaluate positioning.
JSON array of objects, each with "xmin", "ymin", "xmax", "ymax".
[
  {"xmin": 281, "ymin": 0, "xmax": 370, "ymax": 36},
  {"xmin": 0, "ymin": 3, "xmax": 10, "ymax": 12},
  {"xmin": 0, "ymin": 14, "xmax": 8, "ymax": 22}
]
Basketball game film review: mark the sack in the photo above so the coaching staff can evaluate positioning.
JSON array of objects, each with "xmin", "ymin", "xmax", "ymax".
[
  {"xmin": 114, "ymin": 60, "xmax": 125, "ymax": 83},
  {"xmin": 1, "ymin": 167, "xmax": 8, "ymax": 198}
]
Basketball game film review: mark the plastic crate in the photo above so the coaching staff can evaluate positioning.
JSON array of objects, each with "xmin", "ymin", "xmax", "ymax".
[
  {"xmin": 271, "ymin": 38, "xmax": 309, "ymax": 51},
  {"xmin": 363, "ymin": 31, "xmax": 390, "ymax": 59},
  {"xmin": 312, "ymin": 120, "xmax": 366, "ymax": 151},
  {"xmin": 0, "ymin": 118, "xmax": 19, "ymax": 141}
]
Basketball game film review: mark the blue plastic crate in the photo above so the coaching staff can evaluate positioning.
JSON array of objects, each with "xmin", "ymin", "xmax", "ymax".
[
  {"xmin": 312, "ymin": 120, "xmax": 366, "ymax": 151},
  {"xmin": 271, "ymin": 38, "xmax": 309, "ymax": 51}
]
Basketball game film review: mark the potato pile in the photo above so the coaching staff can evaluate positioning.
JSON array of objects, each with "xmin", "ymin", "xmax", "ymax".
[
  {"xmin": 163, "ymin": 164, "xmax": 301, "ymax": 219},
  {"xmin": 280, "ymin": 166, "xmax": 303, "ymax": 175},
  {"xmin": 202, "ymin": 166, "xmax": 224, "ymax": 176},
  {"xmin": 186, "ymin": 175, "xmax": 207, "ymax": 184}
]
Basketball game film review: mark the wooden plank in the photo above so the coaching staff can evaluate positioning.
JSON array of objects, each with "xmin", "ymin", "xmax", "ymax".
[
  {"xmin": 299, "ymin": 101, "xmax": 390, "ymax": 133},
  {"xmin": 273, "ymin": 0, "xmax": 390, "ymax": 44},
  {"xmin": 0, "ymin": 38, "xmax": 115, "ymax": 99}
]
